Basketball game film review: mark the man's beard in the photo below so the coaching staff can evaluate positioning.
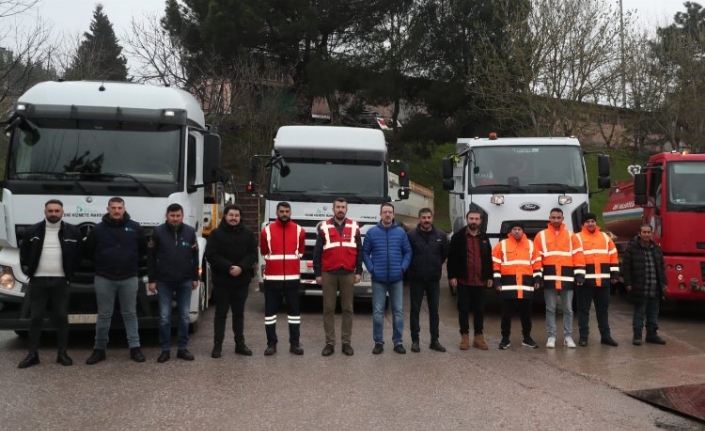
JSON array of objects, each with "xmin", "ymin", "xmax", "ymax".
[
  {"xmin": 46, "ymin": 216, "xmax": 61, "ymax": 223},
  {"xmin": 468, "ymin": 223, "xmax": 478, "ymax": 230},
  {"xmin": 278, "ymin": 216, "xmax": 290, "ymax": 224}
]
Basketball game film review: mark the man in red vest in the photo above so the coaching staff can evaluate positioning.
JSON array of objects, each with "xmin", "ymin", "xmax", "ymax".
[
  {"xmin": 313, "ymin": 198, "xmax": 363, "ymax": 356},
  {"xmin": 260, "ymin": 202, "xmax": 306, "ymax": 356}
]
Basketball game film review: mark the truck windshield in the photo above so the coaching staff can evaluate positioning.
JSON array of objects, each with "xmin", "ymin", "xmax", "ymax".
[
  {"xmin": 269, "ymin": 158, "xmax": 385, "ymax": 201},
  {"xmin": 468, "ymin": 145, "xmax": 586, "ymax": 192},
  {"xmin": 667, "ymin": 162, "xmax": 705, "ymax": 207},
  {"xmin": 7, "ymin": 119, "xmax": 181, "ymax": 184}
]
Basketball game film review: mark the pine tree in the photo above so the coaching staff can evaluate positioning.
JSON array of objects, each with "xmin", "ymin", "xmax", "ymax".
[{"xmin": 64, "ymin": 4, "xmax": 128, "ymax": 81}]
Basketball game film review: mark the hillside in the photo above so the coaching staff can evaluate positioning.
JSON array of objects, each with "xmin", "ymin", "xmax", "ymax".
[{"xmin": 406, "ymin": 144, "xmax": 639, "ymax": 232}]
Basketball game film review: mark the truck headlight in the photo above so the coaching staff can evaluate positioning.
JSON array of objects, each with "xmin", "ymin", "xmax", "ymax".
[{"xmin": 558, "ymin": 195, "xmax": 572, "ymax": 205}]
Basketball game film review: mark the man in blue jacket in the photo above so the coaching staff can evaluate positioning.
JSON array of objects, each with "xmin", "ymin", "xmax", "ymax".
[
  {"xmin": 362, "ymin": 203, "xmax": 412, "ymax": 354},
  {"xmin": 407, "ymin": 208, "xmax": 449, "ymax": 353}
]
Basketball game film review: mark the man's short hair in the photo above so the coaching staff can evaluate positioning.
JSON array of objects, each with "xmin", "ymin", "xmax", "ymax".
[
  {"xmin": 549, "ymin": 207, "xmax": 563, "ymax": 215},
  {"xmin": 418, "ymin": 207, "xmax": 433, "ymax": 217},
  {"xmin": 277, "ymin": 202, "xmax": 291, "ymax": 211},
  {"xmin": 223, "ymin": 203, "xmax": 242, "ymax": 217},
  {"xmin": 334, "ymin": 197, "xmax": 347, "ymax": 205},
  {"xmin": 166, "ymin": 203, "xmax": 183, "ymax": 214},
  {"xmin": 380, "ymin": 202, "xmax": 395, "ymax": 213},
  {"xmin": 466, "ymin": 209, "xmax": 482, "ymax": 218},
  {"xmin": 45, "ymin": 199, "xmax": 63, "ymax": 207},
  {"xmin": 108, "ymin": 197, "xmax": 125, "ymax": 205},
  {"xmin": 639, "ymin": 224, "xmax": 652, "ymax": 233}
]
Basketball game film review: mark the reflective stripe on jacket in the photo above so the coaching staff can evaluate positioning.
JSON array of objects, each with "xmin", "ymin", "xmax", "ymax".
[
  {"xmin": 577, "ymin": 226, "xmax": 619, "ymax": 287},
  {"xmin": 260, "ymin": 220, "xmax": 305, "ymax": 281},
  {"xmin": 320, "ymin": 218, "xmax": 359, "ymax": 273},
  {"xmin": 534, "ymin": 223, "xmax": 585, "ymax": 290},
  {"xmin": 492, "ymin": 233, "xmax": 541, "ymax": 299}
]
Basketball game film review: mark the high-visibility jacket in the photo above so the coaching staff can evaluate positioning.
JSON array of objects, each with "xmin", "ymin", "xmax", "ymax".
[
  {"xmin": 319, "ymin": 218, "xmax": 359, "ymax": 273},
  {"xmin": 577, "ymin": 226, "xmax": 619, "ymax": 287},
  {"xmin": 492, "ymin": 233, "xmax": 542, "ymax": 299},
  {"xmin": 260, "ymin": 219, "xmax": 306, "ymax": 281},
  {"xmin": 534, "ymin": 223, "xmax": 585, "ymax": 290}
]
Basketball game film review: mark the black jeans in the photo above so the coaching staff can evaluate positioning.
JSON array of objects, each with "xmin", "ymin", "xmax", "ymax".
[
  {"xmin": 410, "ymin": 279, "xmax": 441, "ymax": 342},
  {"xmin": 263, "ymin": 280, "xmax": 301, "ymax": 345},
  {"xmin": 632, "ymin": 295, "xmax": 660, "ymax": 336},
  {"xmin": 500, "ymin": 298, "xmax": 532, "ymax": 339},
  {"xmin": 28, "ymin": 277, "xmax": 70, "ymax": 353},
  {"xmin": 577, "ymin": 282, "xmax": 611, "ymax": 339},
  {"xmin": 457, "ymin": 284, "xmax": 485, "ymax": 335},
  {"xmin": 213, "ymin": 283, "xmax": 249, "ymax": 344}
]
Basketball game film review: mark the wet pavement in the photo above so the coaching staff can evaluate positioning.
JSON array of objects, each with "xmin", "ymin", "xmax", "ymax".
[{"xmin": 0, "ymin": 283, "xmax": 703, "ymax": 431}]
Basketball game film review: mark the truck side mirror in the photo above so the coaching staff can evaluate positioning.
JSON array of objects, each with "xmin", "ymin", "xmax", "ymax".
[
  {"xmin": 597, "ymin": 177, "xmax": 610, "ymax": 189},
  {"xmin": 597, "ymin": 155, "xmax": 610, "ymax": 177},
  {"xmin": 634, "ymin": 173, "xmax": 647, "ymax": 205},
  {"xmin": 442, "ymin": 178, "xmax": 455, "ymax": 191},
  {"xmin": 203, "ymin": 133, "xmax": 221, "ymax": 184},
  {"xmin": 442, "ymin": 158, "xmax": 454, "ymax": 179}
]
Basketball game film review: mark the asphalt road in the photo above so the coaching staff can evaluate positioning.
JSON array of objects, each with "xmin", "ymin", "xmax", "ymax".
[{"xmin": 0, "ymin": 283, "xmax": 703, "ymax": 431}]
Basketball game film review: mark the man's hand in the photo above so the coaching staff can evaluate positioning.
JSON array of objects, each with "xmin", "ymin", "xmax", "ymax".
[
  {"xmin": 354, "ymin": 274, "xmax": 361, "ymax": 284},
  {"xmin": 662, "ymin": 285, "xmax": 668, "ymax": 293},
  {"xmin": 192, "ymin": 280, "xmax": 199, "ymax": 290},
  {"xmin": 449, "ymin": 278, "xmax": 457, "ymax": 288},
  {"xmin": 486, "ymin": 279, "xmax": 493, "ymax": 289},
  {"xmin": 534, "ymin": 282, "xmax": 541, "ymax": 290},
  {"xmin": 229, "ymin": 266, "xmax": 242, "ymax": 277},
  {"xmin": 626, "ymin": 285, "xmax": 632, "ymax": 292},
  {"xmin": 315, "ymin": 276, "xmax": 322, "ymax": 285},
  {"xmin": 148, "ymin": 282, "xmax": 157, "ymax": 293}
]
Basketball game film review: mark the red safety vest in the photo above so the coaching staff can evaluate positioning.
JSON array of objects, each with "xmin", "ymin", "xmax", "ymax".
[
  {"xmin": 260, "ymin": 219, "xmax": 306, "ymax": 281},
  {"xmin": 320, "ymin": 218, "xmax": 359, "ymax": 272}
]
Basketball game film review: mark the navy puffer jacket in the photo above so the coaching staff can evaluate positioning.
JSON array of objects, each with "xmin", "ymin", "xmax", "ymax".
[{"xmin": 362, "ymin": 221, "xmax": 412, "ymax": 283}]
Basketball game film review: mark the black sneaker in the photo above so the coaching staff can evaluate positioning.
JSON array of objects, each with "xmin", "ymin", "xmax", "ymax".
[
  {"xmin": 578, "ymin": 337, "xmax": 588, "ymax": 347},
  {"xmin": 341, "ymin": 344, "xmax": 354, "ymax": 356},
  {"xmin": 645, "ymin": 334, "xmax": 666, "ymax": 345},
  {"xmin": 235, "ymin": 343, "xmax": 253, "ymax": 356},
  {"xmin": 372, "ymin": 343, "xmax": 384, "ymax": 354},
  {"xmin": 600, "ymin": 337, "xmax": 619, "ymax": 347},
  {"xmin": 56, "ymin": 350, "xmax": 73, "ymax": 366},
  {"xmin": 157, "ymin": 350, "xmax": 171, "ymax": 363},
  {"xmin": 499, "ymin": 338, "xmax": 510, "ymax": 350},
  {"xmin": 211, "ymin": 344, "xmax": 222, "ymax": 359},
  {"xmin": 632, "ymin": 336, "xmax": 642, "ymax": 346},
  {"xmin": 321, "ymin": 344, "xmax": 335, "ymax": 356},
  {"xmin": 393, "ymin": 344, "xmax": 406, "ymax": 354},
  {"xmin": 85, "ymin": 349, "xmax": 106, "ymax": 365},
  {"xmin": 289, "ymin": 344, "xmax": 304, "ymax": 355},
  {"xmin": 264, "ymin": 343, "xmax": 277, "ymax": 356},
  {"xmin": 522, "ymin": 337, "xmax": 538, "ymax": 349},
  {"xmin": 177, "ymin": 349, "xmax": 195, "ymax": 361},
  {"xmin": 429, "ymin": 340, "xmax": 446, "ymax": 352},
  {"xmin": 130, "ymin": 347, "xmax": 146, "ymax": 362},
  {"xmin": 411, "ymin": 341, "xmax": 420, "ymax": 353},
  {"xmin": 18, "ymin": 352, "xmax": 40, "ymax": 369}
]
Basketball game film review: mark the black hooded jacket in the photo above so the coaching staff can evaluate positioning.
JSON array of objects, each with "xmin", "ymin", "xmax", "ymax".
[{"xmin": 204, "ymin": 219, "xmax": 258, "ymax": 288}]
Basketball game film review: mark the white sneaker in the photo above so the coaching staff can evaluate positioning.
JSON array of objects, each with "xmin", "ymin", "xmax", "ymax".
[
  {"xmin": 546, "ymin": 337, "xmax": 556, "ymax": 349},
  {"xmin": 564, "ymin": 336, "xmax": 576, "ymax": 348}
]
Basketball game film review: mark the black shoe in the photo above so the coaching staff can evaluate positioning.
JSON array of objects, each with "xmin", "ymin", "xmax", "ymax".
[
  {"xmin": 157, "ymin": 350, "xmax": 171, "ymax": 363},
  {"xmin": 130, "ymin": 347, "xmax": 146, "ymax": 363},
  {"xmin": 85, "ymin": 349, "xmax": 106, "ymax": 365},
  {"xmin": 601, "ymin": 337, "xmax": 619, "ymax": 347},
  {"xmin": 499, "ymin": 338, "xmax": 510, "ymax": 350},
  {"xmin": 177, "ymin": 349, "xmax": 195, "ymax": 361},
  {"xmin": 632, "ymin": 336, "xmax": 642, "ymax": 346},
  {"xmin": 18, "ymin": 352, "xmax": 39, "ymax": 369},
  {"xmin": 211, "ymin": 344, "xmax": 222, "ymax": 359},
  {"xmin": 372, "ymin": 343, "xmax": 384, "ymax": 354},
  {"xmin": 393, "ymin": 344, "xmax": 406, "ymax": 354},
  {"xmin": 290, "ymin": 344, "xmax": 304, "ymax": 355},
  {"xmin": 522, "ymin": 337, "xmax": 539, "ymax": 349},
  {"xmin": 578, "ymin": 337, "xmax": 588, "ymax": 347},
  {"xmin": 264, "ymin": 344, "xmax": 277, "ymax": 356},
  {"xmin": 645, "ymin": 334, "xmax": 666, "ymax": 345},
  {"xmin": 321, "ymin": 344, "xmax": 335, "ymax": 356},
  {"xmin": 411, "ymin": 341, "xmax": 420, "ymax": 353},
  {"xmin": 342, "ymin": 344, "xmax": 354, "ymax": 356},
  {"xmin": 56, "ymin": 351, "xmax": 73, "ymax": 366},
  {"xmin": 429, "ymin": 340, "xmax": 447, "ymax": 352},
  {"xmin": 235, "ymin": 343, "xmax": 253, "ymax": 356}
]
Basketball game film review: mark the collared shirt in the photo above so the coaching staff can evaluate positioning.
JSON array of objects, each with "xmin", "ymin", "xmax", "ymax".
[
  {"xmin": 643, "ymin": 246, "xmax": 658, "ymax": 297},
  {"xmin": 460, "ymin": 229, "xmax": 484, "ymax": 286}
]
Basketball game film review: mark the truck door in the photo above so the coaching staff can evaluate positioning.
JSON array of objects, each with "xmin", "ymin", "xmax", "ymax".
[{"xmin": 645, "ymin": 164, "xmax": 664, "ymax": 241}]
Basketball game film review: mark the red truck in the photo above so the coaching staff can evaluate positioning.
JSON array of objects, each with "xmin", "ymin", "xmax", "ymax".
[{"xmin": 602, "ymin": 151, "xmax": 705, "ymax": 300}]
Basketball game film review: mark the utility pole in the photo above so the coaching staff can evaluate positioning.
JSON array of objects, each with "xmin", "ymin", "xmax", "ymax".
[{"xmin": 620, "ymin": 0, "xmax": 626, "ymax": 108}]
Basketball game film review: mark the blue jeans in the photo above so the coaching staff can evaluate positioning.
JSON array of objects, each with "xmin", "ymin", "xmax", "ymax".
[
  {"xmin": 372, "ymin": 280, "xmax": 404, "ymax": 346},
  {"xmin": 632, "ymin": 296, "xmax": 660, "ymax": 336},
  {"xmin": 157, "ymin": 280, "xmax": 193, "ymax": 350},
  {"xmin": 94, "ymin": 276, "xmax": 140, "ymax": 350},
  {"xmin": 544, "ymin": 288, "xmax": 573, "ymax": 338}
]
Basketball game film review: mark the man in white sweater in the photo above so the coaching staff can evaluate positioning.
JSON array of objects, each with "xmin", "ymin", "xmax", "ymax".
[{"xmin": 18, "ymin": 200, "xmax": 82, "ymax": 369}]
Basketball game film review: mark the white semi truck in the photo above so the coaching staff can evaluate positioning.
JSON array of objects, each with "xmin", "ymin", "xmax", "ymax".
[
  {"xmin": 0, "ymin": 80, "xmax": 229, "ymax": 333},
  {"xmin": 441, "ymin": 133, "xmax": 610, "ymax": 244},
  {"xmin": 253, "ymin": 125, "xmax": 433, "ymax": 297}
]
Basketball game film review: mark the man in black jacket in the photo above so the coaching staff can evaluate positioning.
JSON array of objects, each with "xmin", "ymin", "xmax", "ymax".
[
  {"xmin": 84, "ymin": 197, "xmax": 147, "ymax": 365},
  {"xmin": 148, "ymin": 203, "xmax": 200, "ymax": 363},
  {"xmin": 623, "ymin": 224, "xmax": 668, "ymax": 346},
  {"xmin": 447, "ymin": 209, "xmax": 493, "ymax": 351},
  {"xmin": 205, "ymin": 204, "xmax": 258, "ymax": 358},
  {"xmin": 407, "ymin": 208, "xmax": 449, "ymax": 353},
  {"xmin": 18, "ymin": 199, "xmax": 82, "ymax": 369}
]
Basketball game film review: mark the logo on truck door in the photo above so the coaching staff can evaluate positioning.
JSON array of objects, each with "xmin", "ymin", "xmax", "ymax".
[{"xmin": 519, "ymin": 203, "xmax": 541, "ymax": 211}]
